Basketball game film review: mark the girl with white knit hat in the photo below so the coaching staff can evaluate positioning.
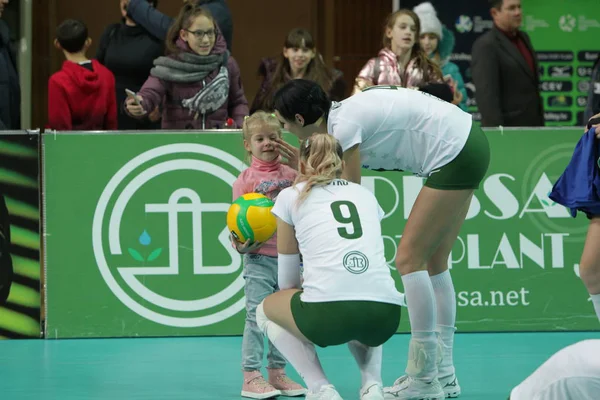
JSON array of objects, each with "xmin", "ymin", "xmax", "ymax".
[{"xmin": 413, "ymin": 2, "xmax": 468, "ymax": 111}]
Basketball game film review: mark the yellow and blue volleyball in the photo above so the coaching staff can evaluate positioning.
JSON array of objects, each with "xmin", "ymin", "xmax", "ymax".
[{"xmin": 227, "ymin": 193, "xmax": 277, "ymax": 243}]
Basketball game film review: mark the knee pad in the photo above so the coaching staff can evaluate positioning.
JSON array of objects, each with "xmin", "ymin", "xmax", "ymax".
[{"xmin": 255, "ymin": 300, "xmax": 285, "ymax": 342}]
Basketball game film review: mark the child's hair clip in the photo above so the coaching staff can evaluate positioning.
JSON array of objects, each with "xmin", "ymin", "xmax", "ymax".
[
  {"xmin": 271, "ymin": 113, "xmax": 276, "ymax": 117},
  {"xmin": 244, "ymin": 115, "xmax": 250, "ymax": 120}
]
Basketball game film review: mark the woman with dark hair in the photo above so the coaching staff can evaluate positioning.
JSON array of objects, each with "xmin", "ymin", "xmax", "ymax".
[
  {"xmin": 250, "ymin": 28, "xmax": 346, "ymax": 113},
  {"xmin": 97, "ymin": 0, "xmax": 164, "ymax": 129},
  {"xmin": 272, "ymin": 79, "xmax": 491, "ymax": 400}
]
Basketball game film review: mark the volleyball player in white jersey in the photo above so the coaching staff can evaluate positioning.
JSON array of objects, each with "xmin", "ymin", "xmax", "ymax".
[
  {"xmin": 256, "ymin": 134, "xmax": 404, "ymax": 400},
  {"xmin": 509, "ymin": 339, "xmax": 600, "ymax": 400},
  {"xmin": 272, "ymin": 80, "xmax": 491, "ymax": 400}
]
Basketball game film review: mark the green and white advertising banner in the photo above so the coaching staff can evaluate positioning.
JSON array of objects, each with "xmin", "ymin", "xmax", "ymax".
[
  {"xmin": 400, "ymin": 0, "xmax": 600, "ymax": 126},
  {"xmin": 523, "ymin": 0, "xmax": 600, "ymax": 126},
  {"xmin": 43, "ymin": 129, "xmax": 598, "ymax": 338}
]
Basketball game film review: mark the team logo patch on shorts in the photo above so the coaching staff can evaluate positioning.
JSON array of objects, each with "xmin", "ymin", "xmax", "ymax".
[{"xmin": 343, "ymin": 251, "xmax": 369, "ymax": 274}]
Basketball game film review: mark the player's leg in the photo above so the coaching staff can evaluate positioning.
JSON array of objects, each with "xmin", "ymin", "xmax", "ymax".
[
  {"xmin": 390, "ymin": 186, "xmax": 472, "ymax": 400},
  {"xmin": 579, "ymin": 216, "xmax": 600, "ymax": 321},
  {"xmin": 425, "ymin": 196, "xmax": 471, "ymax": 398},
  {"xmin": 388, "ymin": 124, "xmax": 489, "ymax": 400},
  {"xmin": 348, "ymin": 342, "xmax": 385, "ymax": 400},
  {"xmin": 348, "ymin": 301, "xmax": 401, "ymax": 400},
  {"xmin": 259, "ymin": 290, "xmax": 342, "ymax": 400}
]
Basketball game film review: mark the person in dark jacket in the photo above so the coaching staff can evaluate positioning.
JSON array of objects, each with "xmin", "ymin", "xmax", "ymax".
[
  {"xmin": 471, "ymin": 0, "xmax": 544, "ymax": 127},
  {"xmin": 97, "ymin": 0, "xmax": 164, "ymax": 129},
  {"xmin": 0, "ymin": 0, "xmax": 21, "ymax": 130},
  {"xmin": 0, "ymin": 191, "xmax": 13, "ymax": 304},
  {"xmin": 126, "ymin": 0, "xmax": 233, "ymax": 52}
]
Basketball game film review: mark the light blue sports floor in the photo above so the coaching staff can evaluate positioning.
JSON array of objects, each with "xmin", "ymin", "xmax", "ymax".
[{"xmin": 1, "ymin": 332, "xmax": 599, "ymax": 400}]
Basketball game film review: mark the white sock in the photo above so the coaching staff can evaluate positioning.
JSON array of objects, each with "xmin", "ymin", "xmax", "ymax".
[
  {"xmin": 592, "ymin": 293, "xmax": 600, "ymax": 322},
  {"xmin": 430, "ymin": 270, "xmax": 457, "ymax": 378},
  {"xmin": 401, "ymin": 270, "xmax": 438, "ymax": 381},
  {"xmin": 257, "ymin": 304, "xmax": 329, "ymax": 393},
  {"xmin": 347, "ymin": 341, "xmax": 382, "ymax": 386}
]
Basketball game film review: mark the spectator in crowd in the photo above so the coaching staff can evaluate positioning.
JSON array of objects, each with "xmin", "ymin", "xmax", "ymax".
[
  {"xmin": 48, "ymin": 19, "xmax": 117, "ymax": 131},
  {"xmin": 97, "ymin": 0, "xmax": 164, "ymax": 130},
  {"xmin": 0, "ymin": 0, "xmax": 20, "ymax": 130},
  {"xmin": 0, "ymin": 191, "xmax": 12, "ymax": 304},
  {"xmin": 414, "ymin": 2, "xmax": 467, "ymax": 110},
  {"xmin": 584, "ymin": 55, "xmax": 600, "ymax": 122},
  {"xmin": 125, "ymin": 4, "xmax": 248, "ymax": 129},
  {"xmin": 126, "ymin": 0, "xmax": 233, "ymax": 52},
  {"xmin": 352, "ymin": 9, "xmax": 443, "ymax": 95},
  {"xmin": 251, "ymin": 28, "xmax": 346, "ymax": 114},
  {"xmin": 471, "ymin": 0, "xmax": 544, "ymax": 127}
]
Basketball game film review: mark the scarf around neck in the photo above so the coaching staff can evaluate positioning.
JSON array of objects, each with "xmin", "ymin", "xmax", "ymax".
[{"xmin": 150, "ymin": 50, "xmax": 228, "ymax": 83}]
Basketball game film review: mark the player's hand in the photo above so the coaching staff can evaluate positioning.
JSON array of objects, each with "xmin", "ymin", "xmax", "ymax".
[
  {"xmin": 126, "ymin": 95, "xmax": 146, "ymax": 117},
  {"xmin": 274, "ymin": 138, "xmax": 300, "ymax": 170},
  {"xmin": 230, "ymin": 233, "xmax": 264, "ymax": 253}
]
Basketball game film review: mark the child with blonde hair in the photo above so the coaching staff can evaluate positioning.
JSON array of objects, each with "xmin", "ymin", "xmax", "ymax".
[{"xmin": 231, "ymin": 111, "xmax": 305, "ymax": 399}]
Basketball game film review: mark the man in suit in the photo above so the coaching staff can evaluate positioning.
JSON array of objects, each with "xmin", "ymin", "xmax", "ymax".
[{"xmin": 471, "ymin": 0, "xmax": 544, "ymax": 127}]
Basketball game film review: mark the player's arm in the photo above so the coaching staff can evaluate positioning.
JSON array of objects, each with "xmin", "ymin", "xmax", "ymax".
[
  {"xmin": 342, "ymin": 144, "xmax": 362, "ymax": 184},
  {"xmin": 276, "ymin": 217, "xmax": 301, "ymax": 290}
]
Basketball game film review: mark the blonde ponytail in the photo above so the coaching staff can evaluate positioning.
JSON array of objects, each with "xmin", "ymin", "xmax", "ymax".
[{"xmin": 295, "ymin": 134, "xmax": 344, "ymax": 205}]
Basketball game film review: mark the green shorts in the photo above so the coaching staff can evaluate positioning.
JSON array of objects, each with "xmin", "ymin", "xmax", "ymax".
[
  {"xmin": 424, "ymin": 123, "xmax": 491, "ymax": 190},
  {"xmin": 290, "ymin": 291, "xmax": 402, "ymax": 348}
]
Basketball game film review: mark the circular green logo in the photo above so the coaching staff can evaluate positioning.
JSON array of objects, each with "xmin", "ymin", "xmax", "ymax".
[{"xmin": 343, "ymin": 251, "xmax": 369, "ymax": 274}]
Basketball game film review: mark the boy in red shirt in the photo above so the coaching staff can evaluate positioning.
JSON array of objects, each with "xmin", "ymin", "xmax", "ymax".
[{"xmin": 48, "ymin": 19, "xmax": 117, "ymax": 130}]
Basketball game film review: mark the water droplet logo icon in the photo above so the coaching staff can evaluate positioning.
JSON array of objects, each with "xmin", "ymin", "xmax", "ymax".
[
  {"xmin": 139, "ymin": 230, "xmax": 151, "ymax": 246},
  {"xmin": 128, "ymin": 230, "xmax": 162, "ymax": 262}
]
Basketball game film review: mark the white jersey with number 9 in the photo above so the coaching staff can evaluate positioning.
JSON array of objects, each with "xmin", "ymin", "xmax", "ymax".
[{"xmin": 271, "ymin": 179, "xmax": 403, "ymax": 306}]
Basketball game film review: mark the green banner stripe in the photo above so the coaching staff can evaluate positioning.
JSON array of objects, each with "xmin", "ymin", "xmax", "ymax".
[
  {"xmin": 0, "ymin": 168, "xmax": 37, "ymax": 188},
  {"xmin": 12, "ymin": 256, "xmax": 40, "ymax": 280},
  {"xmin": 6, "ymin": 283, "xmax": 40, "ymax": 308},
  {"xmin": 5, "ymin": 197, "xmax": 39, "ymax": 221},
  {"xmin": 0, "ymin": 140, "xmax": 37, "ymax": 158},
  {"xmin": 10, "ymin": 226, "xmax": 40, "ymax": 251},
  {"xmin": 0, "ymin": 308, "xmax": 40, "ymax": 336}
]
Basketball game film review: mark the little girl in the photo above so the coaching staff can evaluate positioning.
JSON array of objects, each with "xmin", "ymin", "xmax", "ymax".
[
  {"xmin": 125, "ymin": 3, "xmax": 248, "ymax": 129},
  {"xmin": 231, "ymin": 111, "xmax": 306, "ymax": 399}
]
